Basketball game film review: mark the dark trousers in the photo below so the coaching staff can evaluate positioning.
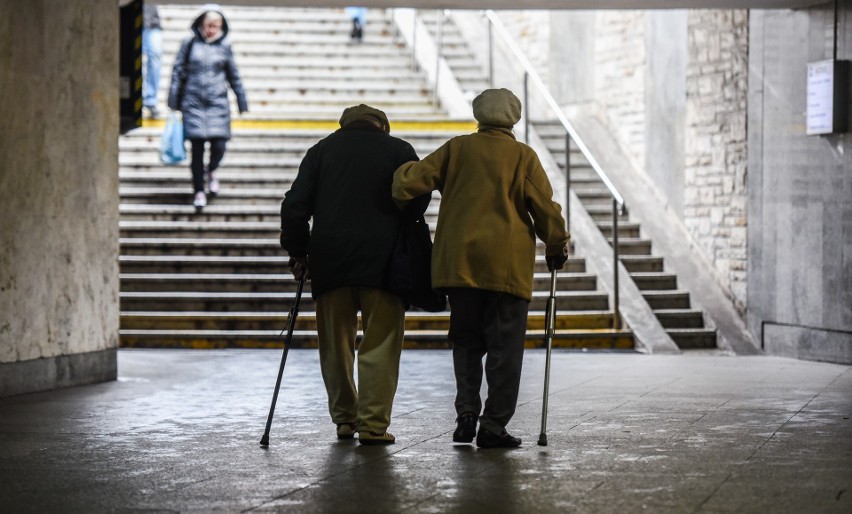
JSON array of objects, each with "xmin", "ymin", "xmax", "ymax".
[
  {"xmin": 189, "ymin": 138, "xmax": 227, "ymax": 193},
  {"xmin": 447, "ymin": 287, "xmax": 529, "ymax": 435}
]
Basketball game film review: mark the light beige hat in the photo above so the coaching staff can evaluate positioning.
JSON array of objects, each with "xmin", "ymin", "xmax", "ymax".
[
  {"xmin": 339, "ymin": 104, "xmax": 390, "ymax": 132},
  {"xmin": 472, "ymin": 88, "xmax": 522, "ymax": 128}
]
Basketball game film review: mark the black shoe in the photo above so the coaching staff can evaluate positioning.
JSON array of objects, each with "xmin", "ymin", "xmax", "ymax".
[
  {"xmin": 452, "ymin": 412, "xmax": 478, "ymax": 443},
  {"xmin": 476, "ymin": 427, "xmax": 521, "ymax": 449}
]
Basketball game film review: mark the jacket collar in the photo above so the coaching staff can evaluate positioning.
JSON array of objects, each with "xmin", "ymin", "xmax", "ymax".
[
  {"xmin": 338, "ymin": 120, "xmax": 387, "ymax": 133},
  {"xmin": 477, "ymin": 125, "xmax": 516, "ymax": 139}
]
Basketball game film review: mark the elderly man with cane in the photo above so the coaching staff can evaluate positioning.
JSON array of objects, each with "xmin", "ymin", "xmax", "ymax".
[
  {"xmin": 280, "ymin": 105, "xmax": 419, "ymax": 445},
  {"xmin": 392, "ymin": 88, "xmax": 570, "ymax": 448}
]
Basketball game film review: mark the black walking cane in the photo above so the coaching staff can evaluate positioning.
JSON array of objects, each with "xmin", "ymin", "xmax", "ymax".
[
  {"xmin": 260, "ymin": 276, "xmax": 305, "ymax": 447},
  {"xmin": 538, "ymin": 269, "xmax": 558, "ymax": 447}
]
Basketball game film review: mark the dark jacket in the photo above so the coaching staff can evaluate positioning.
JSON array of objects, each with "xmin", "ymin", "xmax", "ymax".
[
  {"xmin": 167, "ymin": 10, "xmax": 248, "ymax": 140},
  {"xmin": 280, "ymin": 122, "xmax": 420, "ymax": 299}
]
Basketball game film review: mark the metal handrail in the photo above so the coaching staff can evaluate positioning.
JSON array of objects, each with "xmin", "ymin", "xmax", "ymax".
[
  {"xmin": 484, "ymin": 10, "xmax": 625, "ymax": 208},
  {"xmin": 483, "ymin": 10, "xmax": 624, "ymax": 329}
]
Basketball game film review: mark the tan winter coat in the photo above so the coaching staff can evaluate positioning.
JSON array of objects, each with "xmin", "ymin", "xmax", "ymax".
[{"xmin": 392, "ymin": 127, "xmax": 569, "ymax": 301}]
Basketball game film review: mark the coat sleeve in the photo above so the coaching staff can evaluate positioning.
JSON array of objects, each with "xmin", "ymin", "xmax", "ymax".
[
  {"xmin": 167, "ymin": 38, "xmax": 191, "ymax": 111},
  {"xmin": 523, "ymin": 150, "xmax": 570, "ymax": 255},
  {"xmin": 280, "ymin": 145, "xmax": 320, "ymax": 258},
  {"xmin": 224, "ymin": 42, "xmax": 248, "ymax": 113},
  {"xmin": 391, "ymin": 140, "xmax": 450, "ymax": 210},
  {"xmin": 395, "ymin": 142, "xmax": 430, "ymax": 219}
]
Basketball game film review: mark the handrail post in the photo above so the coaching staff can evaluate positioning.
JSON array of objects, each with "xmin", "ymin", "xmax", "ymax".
[
  {"xmin": 612, "ymin": 199, "xmax": 621, "ymax": 330},
  {"xmin": 434, "ymin": 10, "xmax": 443, "ymax": 107},
  {"xmin": 523, "ymin": 71, "xmax": 529, "ymax": 144},
  {"xmin": 565, "ymin": 133, "xmax": 571, "ymax": 230}
]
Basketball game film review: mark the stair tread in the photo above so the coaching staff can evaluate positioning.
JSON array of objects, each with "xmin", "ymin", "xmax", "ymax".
[{"xmin": 120, "ymin": 309, "xmax": 617, "ymax": 318}]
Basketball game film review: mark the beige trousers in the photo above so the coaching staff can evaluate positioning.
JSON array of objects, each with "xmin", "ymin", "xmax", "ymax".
[{"xmin": 316, "ymin": 287, "xmax": 405, "ymax": 433}]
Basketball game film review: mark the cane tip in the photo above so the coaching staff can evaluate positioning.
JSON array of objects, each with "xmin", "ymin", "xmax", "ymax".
[
  {"xmin": 260, "ymin": 435, "xmax": 270, "ymax": 447},
  {"xmin": 537, "ymin": 433, "xmax": 548, "ymax": 446}
]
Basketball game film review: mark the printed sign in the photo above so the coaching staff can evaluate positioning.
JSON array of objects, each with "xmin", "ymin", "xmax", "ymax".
[{"xmin": 807, "ymin": 60, "xmax": 835, "ymax": 135}]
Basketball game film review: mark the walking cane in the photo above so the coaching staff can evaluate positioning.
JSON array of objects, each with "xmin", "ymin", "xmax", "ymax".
[
  {"xmin": 260, "ymin": 276, "xmax": 305, "ymax": 447},
  {"xmin": 538, "ymin": 269, "xmax": 558, "ymax": 447}
]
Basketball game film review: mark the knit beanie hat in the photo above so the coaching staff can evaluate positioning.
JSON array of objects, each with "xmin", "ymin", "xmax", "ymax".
[
  {"xmin": 472, "ymin": 88, "xmax": 522, "ymax": 128},
  {"xmin": 339, "ymin": 104, "xmax": 390, "ymax": 132}
]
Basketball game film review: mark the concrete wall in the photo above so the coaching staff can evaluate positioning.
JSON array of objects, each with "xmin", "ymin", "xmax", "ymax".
[
  {"xmin": 0, "ymin": 0, "xmax": 120, "ymax": 395},
  {"xmin": 748, "ymin": 5, "xmax": 852, "ymax": 364},
  {"xmin": 646, "ymin": 11, "xmax": 688, "ymax": 218}
]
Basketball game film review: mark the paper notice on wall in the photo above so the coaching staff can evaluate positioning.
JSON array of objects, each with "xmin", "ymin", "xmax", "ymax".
[{"xmin": 806, "ymin": 60, "xmax": 834, "ymax": 136}]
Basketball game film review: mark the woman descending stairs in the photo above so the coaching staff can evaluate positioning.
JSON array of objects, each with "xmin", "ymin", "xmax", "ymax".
[{"xmin": 118, "ymin": 6, "xmax": 634, "ymax": 350}]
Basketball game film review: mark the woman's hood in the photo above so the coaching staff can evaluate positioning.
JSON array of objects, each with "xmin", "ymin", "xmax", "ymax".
[{"xmin": 191, "ymin": 8, "xmax": 230, "ymax": 41}]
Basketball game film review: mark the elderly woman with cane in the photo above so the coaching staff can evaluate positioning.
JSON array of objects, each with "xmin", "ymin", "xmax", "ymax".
[{"xmin": 392, "ymin": 88, "xmax": 570, "ymax": 448}]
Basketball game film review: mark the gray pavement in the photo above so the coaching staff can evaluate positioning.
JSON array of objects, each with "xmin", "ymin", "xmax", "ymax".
[{"xmin": 0, "ymin": 349, "xmax": 850, "ymax": 513}]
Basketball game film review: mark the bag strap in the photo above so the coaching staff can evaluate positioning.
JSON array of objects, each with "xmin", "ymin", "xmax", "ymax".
[{"xmin": 176, "ymin": 36, "xmax": 196, "ymax": 106}]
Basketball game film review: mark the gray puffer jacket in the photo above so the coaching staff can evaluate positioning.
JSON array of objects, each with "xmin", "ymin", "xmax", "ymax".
[{"xmin": 167, "ymin": 10, "xmax": 248, "ymax": 140}]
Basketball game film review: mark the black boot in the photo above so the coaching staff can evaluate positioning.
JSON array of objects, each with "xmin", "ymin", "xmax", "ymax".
[
  {"xmin": 452, "ymin": 412, "xmax": 478, "ymax": 443},
  {"xmin": 476, "ymin": 427, "xmax": 521, "ymax": 449}
]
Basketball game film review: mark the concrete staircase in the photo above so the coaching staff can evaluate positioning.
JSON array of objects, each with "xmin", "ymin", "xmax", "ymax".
[
  {"xmin": 535, "ymin": 122, "xmax": 718, "ymax": 350},
  {"xmin": 419, "ymin": 11, "xmax": 716, "ymax": 350},
  {"xmin": 118, "ymin": 5, "xmax": 633, "ymax": 350}
]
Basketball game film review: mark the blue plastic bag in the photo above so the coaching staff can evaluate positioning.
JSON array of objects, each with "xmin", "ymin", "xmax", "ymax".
[{"xmin": 160, "ymin": 112, "xmax": 186, "ymax": 164}]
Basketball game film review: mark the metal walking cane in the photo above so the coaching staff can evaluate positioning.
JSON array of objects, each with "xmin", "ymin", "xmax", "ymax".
[
  {"xmin": 538, "ymin": 268, "xmax": 558, "ymax": 447},
  {"xmin": 260, "ymin": 276, "xmax": 305, "ymax": 447}
]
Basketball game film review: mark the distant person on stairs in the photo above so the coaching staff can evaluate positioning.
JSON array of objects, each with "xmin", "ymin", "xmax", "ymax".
[
  {"xmin": 142, "ymin": 4, "xmax": 163, "ymax": 119},
  {"xmin": 345, "ymin": 7, "xmax": 366, "ymax": 42},
  {"xmin": 392, "ymin": 88, "xmax": 570, "ymax": 449},
  {"xmin": 167, "ymin": 5, "xmax": 248, "ymax": 212},
  {"xmin": 279, "ymin": 105, "xmax": 422, "ymax": 446}
]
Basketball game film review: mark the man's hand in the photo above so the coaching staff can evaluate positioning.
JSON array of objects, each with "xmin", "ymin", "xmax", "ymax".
[
  {"xmin": 545, "ymin": 245, "xmax": 569, "ymax": 271},
  {"xmin": 289, "ymin": 257, "xmax": 310, "ymax": 281}
]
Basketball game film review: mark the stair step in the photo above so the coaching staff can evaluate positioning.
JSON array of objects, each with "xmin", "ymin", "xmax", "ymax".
[
  {"xmin": 120, "ymin": 238, "xmax": 280, "ymax": 257},
  {"xmin": 119, "ymin": 138, "xmax": 453, "ymax": 153},
  {"xmin": 630, "ymin": 272, "xmax": 678, "ymax": 291},
  {"xmin": 667, "ymin": 328, "xmax": 717, "ymax": 349},
  {"xmin": 597, "ymin": 222, "xmax": 641, "ymax": 238},
  {"xmin": 607, "ymin": 238, "xmax": 653, "ymax": 256},
  {"xmin": 642, "ymin": 291, "xmax": 692, "ymax": 310},
  {"xmin": 585, "ymin": 205, "xmax": 631, "ymax": 222},
  {"xmin": 619, "ymin": 255, "xmax": 665, "ymax": 273},
  {"xmin": 118, "ymin": 272, "xmax": 598, "ymax": 293},
  {"xmin": 653, "ymin": 309, "xmax": 706, "ymax": 328},
  {"xmin": 118, "ymin": 255, "xmax": 587, "ymax": 274},
  {"xmin": 120, "ymin": 188, "xmax": 285, "ymax": 206},
  {"xmin": 119, "ymin": 310, "xmax": 619, "ymax": 331},
  {"xmin": 120, "ymin": 220, "xmax": 280, "ymax": 239},
  {"xmin": 119, "ymin": 205, "xmax": 280, "ymax": 223},
  {"xmin": 119, "ymin": 291, "xmax": 611, "ymax": 312},
  {"xmin": 119, "ymin": 328, "xmax": 634, "ymax": 350}
]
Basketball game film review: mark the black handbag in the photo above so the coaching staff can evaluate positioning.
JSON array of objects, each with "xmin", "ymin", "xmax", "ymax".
[{"xmin": 388, "ymin": 214, "xmax": 447, "ymax": 312}]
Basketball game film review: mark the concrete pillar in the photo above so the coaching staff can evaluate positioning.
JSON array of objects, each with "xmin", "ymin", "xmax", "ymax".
[{"xmin": 0, "ymin": 0, "xmax": 120, "ymax": 395}]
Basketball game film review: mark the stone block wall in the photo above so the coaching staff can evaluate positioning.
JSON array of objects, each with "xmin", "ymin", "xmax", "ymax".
[{"xmin": 684, "ymin": 10, "xmax": 750, "ymax": 313}]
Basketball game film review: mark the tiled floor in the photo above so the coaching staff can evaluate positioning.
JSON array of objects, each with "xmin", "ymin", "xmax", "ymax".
[{"xmin": 1, "ymin": 349, "xmax": 850, "ymax": 512}]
